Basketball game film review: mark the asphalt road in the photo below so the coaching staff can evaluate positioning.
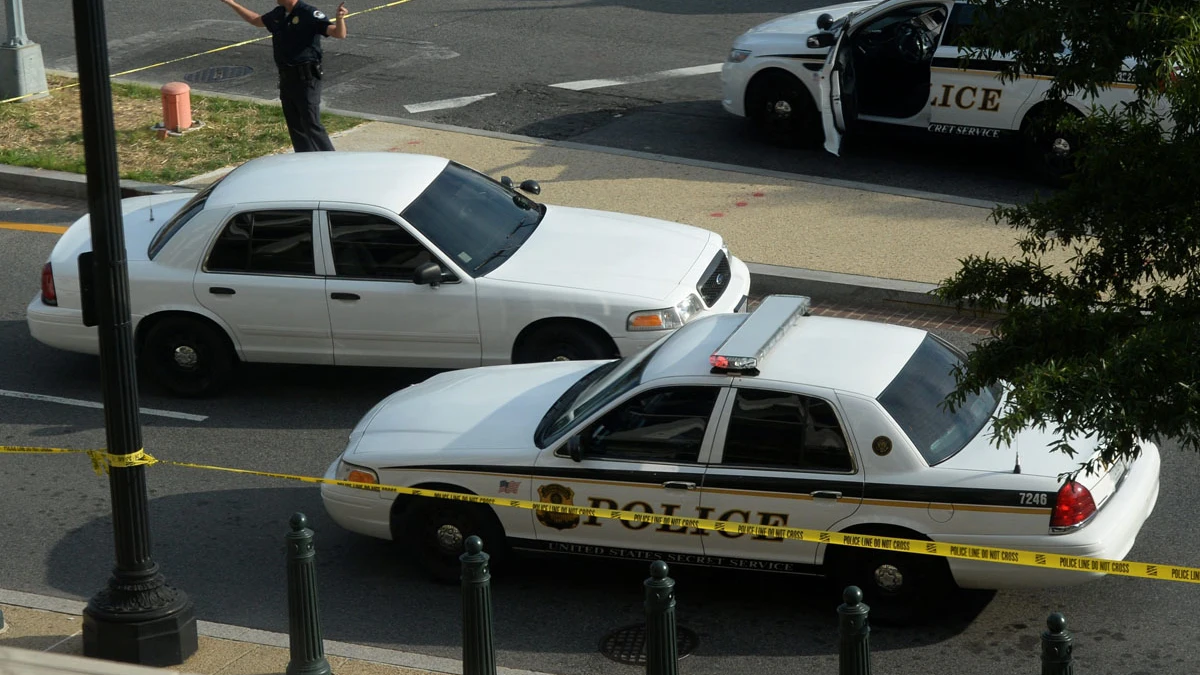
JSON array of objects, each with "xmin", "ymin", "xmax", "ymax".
[
  {"xmin": 1, "ymin": 194, "xmax": 1198, "ymax": 675},
  {"xmin": 7, "ymin": 0, "xmax": 1044, "ymax": 205}
]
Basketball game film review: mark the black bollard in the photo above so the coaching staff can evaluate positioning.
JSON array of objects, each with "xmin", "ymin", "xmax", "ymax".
[
  {"xmin": 0, "ymin": 606, "xmax": 6, "ymax": 633},
  {"xmin": 460, "ymin": 536, "xmax": 496, "ymax": 675},
  {"xmin": 644, "ymin": 560, "xmax": 678, "ymax": 675},
  {"xmin": 285, "ymin": 513, "xmax": 331, "ymax": 675},
  {"xmin": 1041, "ymin": 612, "xmax": 1074, "ymax": 675},
  {"xmin": 838, "ymin": 586, "xmax": 871, "ymax": 675}
]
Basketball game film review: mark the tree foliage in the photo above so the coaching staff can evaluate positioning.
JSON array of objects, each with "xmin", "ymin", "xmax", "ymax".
[{"xmin": 934, "ymin": 0, "xmax": 1200, "ymax": 476}]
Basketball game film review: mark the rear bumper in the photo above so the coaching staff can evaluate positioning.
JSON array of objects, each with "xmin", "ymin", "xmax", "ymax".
[
  {"xmin": 26, "ymin": 295, "xmax": 98, "ymax": 355},
  {"xmin": 942, "ymin": 442, "xmax": 1162, "ymax": 590}
]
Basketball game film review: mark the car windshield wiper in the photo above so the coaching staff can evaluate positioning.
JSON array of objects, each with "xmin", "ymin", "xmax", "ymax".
[{"xmin": 474, "ymin": 244, "xmax": 518, "ymax": 272}]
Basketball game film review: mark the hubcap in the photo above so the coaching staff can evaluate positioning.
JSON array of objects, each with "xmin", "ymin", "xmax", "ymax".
[
  {"xmin": 1051, "ymin": 137, "xmax": 1071, "ymax": 156},
  {"xmin": 173, "ymin": 345, "xmax": 198, "ymax": 369},
  {"xmin": 436, "ymin": 523, "xmax": 463, "ymax": 552},
  {"xmin": 873, "ymin": 564, "xmax": 904, "ymax": 593},
  {"xmin": 552, "ymin": 354, "xmax": 571, "ymax": 362},
  {"xmin": 772, "ymin": 99, "xmax": 793, "ymax": 118}
]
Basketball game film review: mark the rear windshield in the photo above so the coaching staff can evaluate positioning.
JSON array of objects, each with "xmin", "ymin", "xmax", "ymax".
[
  {"xmin": 147, "ymin": 180, "xmax": 221, "ymax": 259},
  {"xmin": 877, "ymin": 334, "xmax": 1000, "ymax": 465}
]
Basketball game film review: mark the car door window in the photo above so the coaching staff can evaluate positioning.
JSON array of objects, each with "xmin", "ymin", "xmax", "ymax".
[
  {"xmin": 206, "ymin": 210, "xmax": 315, "ymax": 275},
  {"xmin": 328, "ymin": 210, "xmax": 435, "ymax": 281},
  {"xmin": 579, "ymin": 386, "xmax": 720, "ymax": 464},
  {"xmin": 721, "ymin": 388, "xmax": 854, "ymax": 472}
]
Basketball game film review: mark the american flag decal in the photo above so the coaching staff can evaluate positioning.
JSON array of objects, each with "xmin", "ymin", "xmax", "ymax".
[{"xmin": 498, "ymin": 480, "xmax": 520, "ymax": 494}]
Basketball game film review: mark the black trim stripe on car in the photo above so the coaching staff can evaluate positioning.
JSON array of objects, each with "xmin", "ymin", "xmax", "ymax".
[
  {"xmin": 391, "ymin": 464, "xmax": 1053, "ymax": 515},
  {"xmin": 759, "ymin": 53, "xmax": 827, "ymax": 61},
  {"xmin": 508, "ymin": 537, "xmax": 825, "ymax": 576}
]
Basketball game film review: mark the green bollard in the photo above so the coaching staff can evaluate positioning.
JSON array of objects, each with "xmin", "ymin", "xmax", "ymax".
[
  {"xmin": 460, "ymin": 536, "xmax": 496, "ymax": 675},
  {"xmin": 838, "ymin": 586, "xmax": 871, "ymax": 675},
  {"xmin": 644, "ymin": 560, "xmax": 678, "ymax": 675},
  {"xmin": 285, "ymin": 513, "xmax": 331, "ymax": 675},
  {"xmin": 1041, "ymin": 613, "xmax": 1074, "ymax": 675}
]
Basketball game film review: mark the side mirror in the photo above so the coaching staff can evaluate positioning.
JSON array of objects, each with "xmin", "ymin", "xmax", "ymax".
[
  {"xmin": 413, "ymin": 261, "xmax": 443, "ymax": 287},
  {"xmin": 566, "ymin": 435, "xmax": 585, "ymax": 462},
  {"xmin": 518, "ymin": 179, "xmax": 541, "ymax": 195},
  {"xmin": 816, "ymin": 12, "xmax": 834, "ymax": 30},
  {"xmin": 807, "ymin": 31, "xmax": 837, "ymax": 49},
  {"xmin": 500, "ymin": 176, "xmax": 514, "ymax": 188}
]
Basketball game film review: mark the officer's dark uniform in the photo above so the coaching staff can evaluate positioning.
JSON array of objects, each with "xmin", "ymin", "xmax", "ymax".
[{"xmin": 262, "ymin": 1, "xmax": 336, "ymax": 152}]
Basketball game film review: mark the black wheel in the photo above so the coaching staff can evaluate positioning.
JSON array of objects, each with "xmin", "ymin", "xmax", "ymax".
[
  {"xmin": 1021, "ymin": 108, "xmax": 1082, "ymax": 187},
  {"xmin": 513, "ymin": 323, "xmax": 614, "ymax": 363},
  {"xmin": 402, "ymin": 497, "xmax": 505, "ymax": 584},
  {"xmin": 746, "ymin": 72, "xmax": 823, "ymax": 148},
  {"xmin": 826, "ymin": 542, "xmax": 956, "ymax": 625},
  {"xmin": 138, "ymin": 316, "xmax": 235, "ymax": 397}
]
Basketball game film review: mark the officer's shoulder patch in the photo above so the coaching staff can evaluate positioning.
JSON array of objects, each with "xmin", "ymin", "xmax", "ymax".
[{"xmin": 313, "ymin": 10, "xmax": 326, "ymax": 19}]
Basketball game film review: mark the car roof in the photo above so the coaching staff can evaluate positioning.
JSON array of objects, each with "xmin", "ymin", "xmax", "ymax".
[
  {"xmin": 206, "ymin": 152, "xmax": 451, "ymax": 213},
  {"xmin": 642, "ymin": 301, "xmax": 928, "ymax": 398}
]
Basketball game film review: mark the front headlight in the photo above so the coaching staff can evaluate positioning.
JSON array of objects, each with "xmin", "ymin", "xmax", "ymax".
[
  {"xmin": 627, "ymin": 294, "xmax": 706, "ymax": 331},
  {"xmin": 335, "ymin": 459, "xmax": 379, "ymax": 486},
  {"xmin": 728, "ymin": 49, "xmax": 751, "ymax": 63}
]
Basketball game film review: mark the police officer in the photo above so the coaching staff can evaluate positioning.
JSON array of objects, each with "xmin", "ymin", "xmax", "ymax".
[{"xmin": 219, "ymin": 0, "xmax": 348, "ymax": 152}]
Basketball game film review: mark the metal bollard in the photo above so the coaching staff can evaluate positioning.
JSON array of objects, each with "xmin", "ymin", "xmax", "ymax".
[
  {"xmin": 644, "ymin": 560, "xmax": 678, "ymax": 675},
  {"xmin": 1041, "ymin": 612, "xmax": 1074, "ymax": 675},
  {"xmin": 285, "ymin": 513, "xmax": 331, "ymax": 675},
  {"xmin": 838, "ymin": 586, "xmax": 871, "ymax": 675},
  {"xmin": 461, "ymin": 536, "xmax": 497, "ymax": 675}
]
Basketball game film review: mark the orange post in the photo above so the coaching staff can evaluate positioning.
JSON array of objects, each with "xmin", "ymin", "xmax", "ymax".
[{"xmin": 160, "ymin": 82, "xmax": 192, "ymax": 133}]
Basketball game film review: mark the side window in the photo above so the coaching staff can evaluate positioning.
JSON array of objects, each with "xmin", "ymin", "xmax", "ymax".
[
  {"xmin": 939, "ymin": 3, "xmax": 985, "ymax": 47},
  {"xmin": 721, "ymin": 388, "xmax": 853, "ymax": 472},
  {"xmin": 206, "ymin": 210, "xmax": 315, "ymax": 275},
  {"xmin": 578, "ymin": 386, "xmax": 721, "ymax": 464},
  {"xmin": 328, "ymin": 211, "xmax": 433, "ymax": 281}
]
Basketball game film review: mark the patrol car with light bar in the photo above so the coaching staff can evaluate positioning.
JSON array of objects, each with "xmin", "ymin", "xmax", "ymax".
[
  {"xmin": 320, "ymin": 295, "xmax": 1161, "ymax": 615},
  {"xmin": 720, "ymin": 0, "xmax": 1173, "ymax": 184}
]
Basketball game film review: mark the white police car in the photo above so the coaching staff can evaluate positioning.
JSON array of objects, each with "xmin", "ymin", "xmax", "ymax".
[
  {"xmin": 320, "ymin": 295, "xmax": 1161, "ymax": 615},
  {"xmin": 720, "ymin": 0, "xmax": 1168, "ymax": 183}
]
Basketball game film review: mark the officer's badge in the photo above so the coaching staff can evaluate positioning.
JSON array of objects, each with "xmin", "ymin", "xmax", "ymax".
[
  {"xmin": 536, "ymin": 483, "xmax": 580, "ymax": 530},
  {"xmin": 291, "ymin": 15, "xmax": 299, "ymax": 24}
]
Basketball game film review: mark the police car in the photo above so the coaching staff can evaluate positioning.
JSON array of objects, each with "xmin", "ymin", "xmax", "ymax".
[
  {"xmin": 720, "ymin": 0, "xmax": 1169, "ymax": 183},
  {"xmin": 320, "ymin": 295, "xmax": 1161, "ymax": 614}
]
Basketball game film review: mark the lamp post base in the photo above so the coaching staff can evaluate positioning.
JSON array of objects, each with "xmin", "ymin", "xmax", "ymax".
[
  {"xmin": 82, "ymin": 571, "xmax": 198, "ymax": 667},
  {"xmin": 0, "ymin": 42, "xmax": 49, "ymax": 102}
]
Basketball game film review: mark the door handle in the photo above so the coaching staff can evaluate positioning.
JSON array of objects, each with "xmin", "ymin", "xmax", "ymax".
[
  {"xmin": 811, "ymin": 490, "xmax": 842, "ymax": 500},
  {"xmin": 208, "ymin": 287, "xmax": 235, "ymax": 295},
  {"xmin": 330, "ymin": 292, "xmax": 360, "ymax": 300},
  {"xmin": 662, "ymin": 481, "xmax": 697, "ymax": 490}
]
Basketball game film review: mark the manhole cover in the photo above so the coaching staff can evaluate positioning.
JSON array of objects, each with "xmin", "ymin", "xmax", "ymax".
[
  {"xmin": 184, "ymin": 65, "xmax": 254, "ymax": 84},
  {"xmin": 598, "ymin": 623, "xmax": 698, "ymax": 665}
]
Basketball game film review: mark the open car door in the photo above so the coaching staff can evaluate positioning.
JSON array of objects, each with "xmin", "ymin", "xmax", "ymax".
[{"xmin": 818, "ymin": 28, "xmax": 859, "ymax": 156}]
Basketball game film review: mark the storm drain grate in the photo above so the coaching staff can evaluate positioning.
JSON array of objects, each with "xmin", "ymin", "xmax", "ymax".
[
  {"xmin": 598, "ymin": 623, "xmax": 698, "ymax": 665},
  {"xmin": 184, "ymin": 65, "xmax": 255, "ymax": 84}
]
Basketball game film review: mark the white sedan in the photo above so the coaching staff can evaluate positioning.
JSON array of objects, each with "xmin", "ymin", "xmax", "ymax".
[
  {"xmin": 320, "ymin": 295, "xmax": 1160, "ymax": 618},
  {"xmin": 27, "ymin": 152, "xmax": 750, "ymax": 396},
  {"xmin": 721, "ymin": 0, "xmax": 1170, "ymax": 184}
]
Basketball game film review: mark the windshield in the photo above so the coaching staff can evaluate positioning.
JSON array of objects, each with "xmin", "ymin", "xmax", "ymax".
[
  {"xmin": 535, "ymin": 335, "xmax": 671, "ymax": 447},
  {"xmin": 877, "ymin": 334, "xmax": 1001, "ymax": 465},
  {"xmin": 400, "ymin": 161, "xmax": 545, "ymax": 277},
  {"xmin": 147, "ymin": 179, "xmax": 223, "ymax": 259}
]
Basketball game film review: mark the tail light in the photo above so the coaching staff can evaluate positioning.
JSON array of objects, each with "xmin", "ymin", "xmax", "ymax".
[
  {"xmin": 41, "ymin": 262, "xmax": 57, "ymax": 306},
  {"xmin": 1050, "ymin": 481, "xmax": 1097, "ymax": 532}
]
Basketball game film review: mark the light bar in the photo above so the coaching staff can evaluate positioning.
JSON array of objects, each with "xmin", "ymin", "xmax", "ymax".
[{"xmin": 709, "ymin": 295, "xmax": 811, "ymax": 373}]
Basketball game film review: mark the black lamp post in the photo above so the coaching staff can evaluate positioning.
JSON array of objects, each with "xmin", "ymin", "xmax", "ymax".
[{"xmin": 71, "ymin": 0, "xmax": 197, "ymax": 665}]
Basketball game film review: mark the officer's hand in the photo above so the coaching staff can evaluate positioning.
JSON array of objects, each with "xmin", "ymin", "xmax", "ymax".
[{"xmin": 336, "ymin": 2, "xmax": 347, "ymax": 18}]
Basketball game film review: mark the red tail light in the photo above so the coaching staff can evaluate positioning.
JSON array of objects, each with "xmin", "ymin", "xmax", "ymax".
[
  {"xmin": 1050, "ymin": 481, "xmax": 1096, "ymax": 531},
  {"xmin": 41, "ymin": 262, "xmax": 57, "ymax": 306}
]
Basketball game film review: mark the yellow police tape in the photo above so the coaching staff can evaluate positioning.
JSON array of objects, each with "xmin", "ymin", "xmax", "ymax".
[
  {"xmin": 0, "ymin": 0, "xmax": 418, "ymax": 105},
  {"xmin": 4, "ymin": 444, "xmax": 1199, "ymax": 585}
]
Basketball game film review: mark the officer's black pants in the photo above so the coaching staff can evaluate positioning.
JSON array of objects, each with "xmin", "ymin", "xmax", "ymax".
[{"xmin": 278, "ymin": 63, "xmax": 335, "ymax": 153}]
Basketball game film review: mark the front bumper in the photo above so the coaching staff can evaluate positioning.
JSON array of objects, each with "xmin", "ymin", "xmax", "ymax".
[
  {"xmin": 941, "ymin": 442, "xmax": 1162, "ymax": 590},
  {"xmin": 319, "ymin": 458, "xmax": 395, "ymax": 541},
  {"xmin": 721, "ymin": 60, "xmax": 752, "ymax": 117},
  {"xmin": 26, "ymin": 295, "xmax": 99, "ymax": 355}
]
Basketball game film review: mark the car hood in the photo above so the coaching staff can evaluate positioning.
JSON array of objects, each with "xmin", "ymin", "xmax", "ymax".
[
  {"xmin": 484, "ymin": 204, "xmax": 715, "ymax": 302},
  {"xmin": 345, "ymin": 360, "xmax": 602, "ymax": 461},
  {"xmin": 742, "ymin": 0, "xmax": 879, "ymax": 37}
]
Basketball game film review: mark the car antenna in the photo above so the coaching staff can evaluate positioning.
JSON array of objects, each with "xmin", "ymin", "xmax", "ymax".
[
  {"xmin": 1013, "ymin": 446, "xmax": 1022, "ymax": 474},
  {"xmin": 148, "ymin": 193, "xmax": 155, "ymax": 221}
]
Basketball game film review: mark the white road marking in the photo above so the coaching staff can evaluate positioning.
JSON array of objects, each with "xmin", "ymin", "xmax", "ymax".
[
  {"xmin": 550, "ymin": 62, "xmax": 724, "ymax": 91},
  {"xmin": 0, "ymin": 388, "xmax": 208, "ymax": 422},
  {"xmin": 404, "ymin": 93, "xmax": 496, "ymax": 114}
]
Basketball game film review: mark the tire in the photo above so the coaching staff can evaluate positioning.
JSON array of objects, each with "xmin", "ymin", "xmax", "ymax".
[
  {"xmin": 401, "ymin": 497, "xmax": 506, "ymax": 584},
  {"xmin": 138, "ymin": 316, "xmax": 235, "ymax": 397},
  {"xmin": 746, "ymin": 72, "xmax": 823, "ymax": 148},
  {"xmin": 826, "ymin": 542, "xmax": 956, "ymax": 625},
  {"xmin": 1021, "ymin": 108, "xmax": 1081, "ymax": 187},
  {"xmin": 513, "ymin": 323, "xmax": 614, "ymax": 363}
]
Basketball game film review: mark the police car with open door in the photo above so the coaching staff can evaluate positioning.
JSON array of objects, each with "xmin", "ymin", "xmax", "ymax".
[
  {"xmin": 720, "ymin": 0, "xmax": 1169, "ymax": 184},
  {"xmin": 320, "ymin": 295, "xmax": 1160, "ymax": 617}
]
